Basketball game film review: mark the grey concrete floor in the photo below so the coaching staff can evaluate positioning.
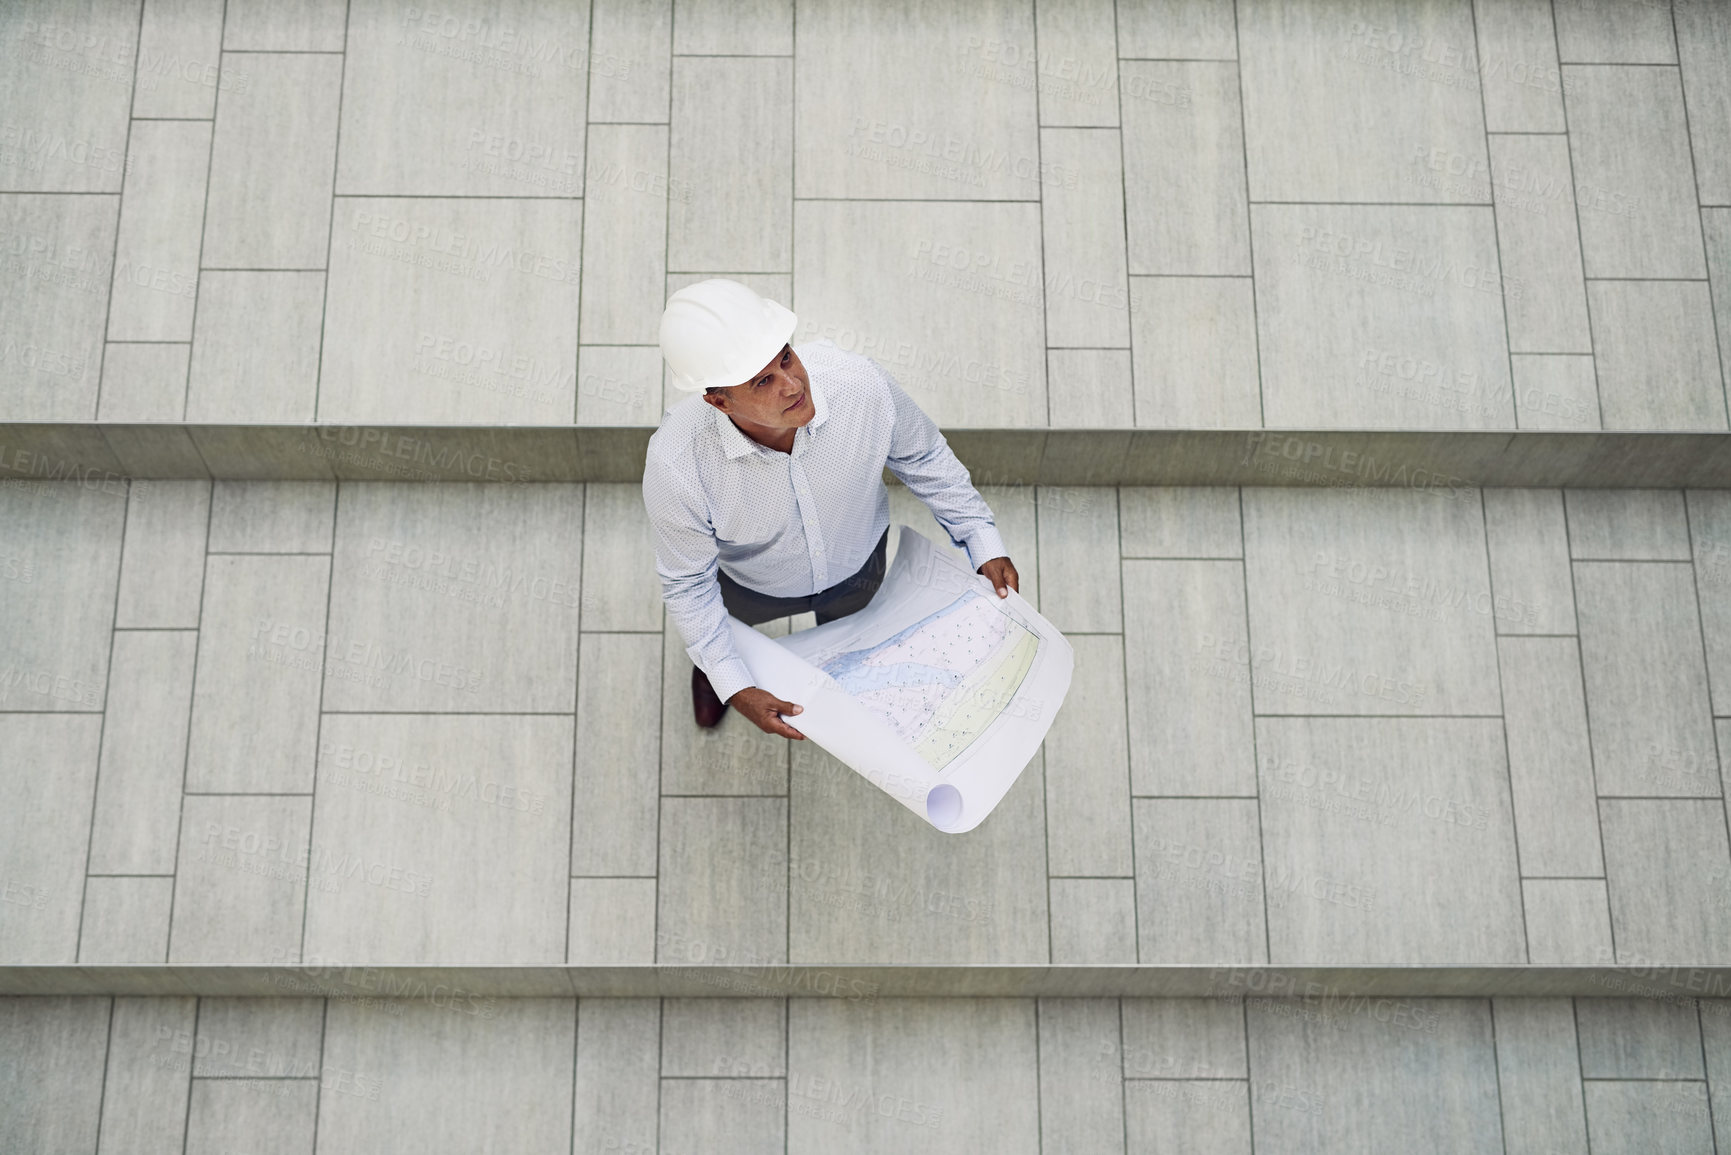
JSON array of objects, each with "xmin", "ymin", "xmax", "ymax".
[
  {"xmin": 5, "ymin": 478, "xmax": 1731, "ymax": 970},
  {"xmin": 4, "ymin": 994, "xmax": 1730, "ymax": 1153},
  {"xmin": 0, "ymin": 0, "xmax": 1728, "ymax": 429}
]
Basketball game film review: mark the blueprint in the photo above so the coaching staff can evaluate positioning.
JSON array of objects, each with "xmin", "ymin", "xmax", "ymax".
[{"xmin": 727, "ymin": 524, "xmax": 1073, "ymax": 833}]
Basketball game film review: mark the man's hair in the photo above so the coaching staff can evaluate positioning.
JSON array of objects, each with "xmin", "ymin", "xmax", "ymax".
[{"xmin": 704, "ymin": 385, "xmax": 723, "ymax": 395}]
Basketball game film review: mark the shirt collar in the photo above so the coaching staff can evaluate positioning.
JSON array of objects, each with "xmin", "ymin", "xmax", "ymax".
[{"xmin": 714, "ymin": 371, "xmax": 829, "ymax": 459}]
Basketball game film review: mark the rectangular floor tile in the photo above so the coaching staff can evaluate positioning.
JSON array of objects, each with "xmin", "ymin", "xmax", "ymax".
[
  {"xmin": 672, "ymin": 0, "xmax": 788, "ymax": 54},
  {"xmin": 201, "ymin": 52, "xmax": 342, "ymax": 268},
  {"xmin": 663, "ymin": 998, "xmax": 785, "ymax": 1078},
  {"xmin": 794, "ymin": 0, "xmax": 1038, "ymax": 200},
  {"xmin": 1523, "ymin": 878, "xmax": 1613, "ymax": 966},
  {"xmin": 322, "ymin": 482, "xmax": 582, "ymax": 712},
  {"xmin": 787, "ymin": 998, "xmax": 1039, "ymax": 1154},
  {"xmin": 97, "ymin": 341, "xmax": 190, "ymax": 421},
  {"xmin": 568, "ymin": 877, "xmax": 656, "ymax": 964},
  {"xmin": 669, "ymin": 56, "xmax": 789, "ymax": 272},
  {"xmin": 1047, "ymin": 348, "xmax": 1133, "ymax": 428},
  {"xmin": 1554, "ymin": 0, "xmax": 1677, "ymax": 63},
  {"xmin": 319, "ymin": 198, "xmax": 582, "ymax": 423},
  {"xmin": 1241, "ymin": 487, "xmax": 1503, "ymax": 715},
  {"xmin": 1132, "ymin": 798, "xmax": 1266, "ymax": 964},
  {"xmin": 1491, "ymin": 998, "xmax": 1590, "ymax": 1155},
  {"xmin": 1564, "ymin": 66, "xmax": 1705, "ymax": 278},
  {"xmin": 207, "ymin": 481, "xmax": 335, "ymax": 554},
  {"xmin": 1512, "ymin": 354, "xmax": 1601, "ymax": 430},
  {"xmin": 1033, "ymin": 0, "xmax": 1118, "ymax": 127},
  {"xmin": 0, "ymin": 997, "xmax": 111, "ymax": 1154},
  {"xmin": 1246, "ymin": 998, "xmax": 1502, "ymax": 1154},
  {"xmin": 1238, "ymin": 0, "xmax": 1487, "ymax": 202},
  {"xmin": 1120, "ymin": 61, "xmax": 1250, "ymax": 276},
  {"xmin": 660, "ymin": 796, "xmax": 787, "ymax": 966},
  {"xmin": 336, "ymin": 0, "xmax": 589, "ymax": 195},
  {"xmin": 1040, "ymin": 128, "xmax": 1129, "ymax": 347},
  {"xmin": 1473, "ymin": 0, "xmax": 1566, "ymax": 133},
  {"xmin": 1489, "ymin": 134, "xmax": 1591, "ymax": 354},
  {"xmin": 789, "ymin": 742, "xmax": 1047, "ymax": 963},
  {"xmin": 0, "ymin": 482, "xmax": 124, "ymax": 711},
  {"xmin": 108, "ymin": 120, "xmax": 209, "ymax": 342},
  {"xmin": 1602, "ymin": 799, "xmax": 1731, "ymax": 963},
  {"xmin": 1256, "ymin": 717, "xmax": 1525, "ymax": 966},
  {"xmin": 580, "ymin": 124, "xmax": 669, "ymax": 345},
  {"xmin": 89, "ymin": 631, "xmax": 196, "ymax": 875},
  {"xmin": 1676, "ymin": 2, "xmax": 1731, "ymax": 205},
  {"xmin": 1124, "ymin": 1080, "xmax": 1251, "ymax": 1155},
  {"xmin": 574, "ymin": 632, "xmax": 660, "ymax": 876},
  {"xmin": 1249, "ymin": 204, "xmax": 1514, "ymax": 428},
  {"xmin": 133, "ymin": 0, "xmax": 225, "ymax": 118},
  {"xmin": 1044, "ymin": 634, "xmax": 1133, "ymax": 877},
  {"xmin": 1584, "ymin": 1081, "xmax": 1716, "ymax": 1155},
  {"xmin": 193, "ymin": 998, "xmax": 324, "ymax": 1078},
  {"xmin": 1482, "ymin": 488, "xmax": 1576, "ymax": 634},
  {"xmin": 574, "ymin": 999, "xmax": 659, "ymax": 1155},
  {"xmin": 1037, "ymin": 998, "xmax": 1125, "ymax": 1155},
  {"xmin": 792, "ymin": 199, "xmax": 1048, "ymax": 427},
  {"xmin": 1035, "ymin": 485, "xmax": 1119, "ymax": 631},
  {"xmin": 79, "ymin": 876, "xmax": 173, "ymax": 963},
  {"xmin": 1587, "ymin": 281, "xmax": 1727, "ymax": 430},
  {"xmin": 1119, "ymin": 487, "xmax": 1241, "ymax": 559},
  {"xmin": 0, "ymin": 715, "xmax": 102, "ymax": 963},
  {"xmin": 1129, "ymin": 276, "xmax": 1261, "ymax": 427},
  {"xmin": 222, "ymin": 0, "xmax": 346, "ymax": 51},
  {"xmin": 116, "ymin": 478, "xmax": 209, "ymax": 628},
  {"xmin": 98, "ymin": 997, "xmax": 196, "ymax": 1155},
  {"xmin": 0, "ymin": 195, "xmax": 117, "ymax": 417},
  {"xmin": 1566, "ymin": 489, "xmax": 1691, "ymax": 560},
  {"xmin": 587, "ymin": 0, "xmax": 671, "ymax": 124},
  {"xmin": 1116, "ymin": 0, "xmax": 1236, "ymax": 58},
  {"xmin": 185, "ymin": 271, "xmax": 325, "ymax": 422},
  {"xmin": 1574, "ymin": 562, "xmax": 1720, "ymax": 797},
  {"xmin": 1498, "ymin": 636, "xmax": 1603, "ymax": 877},
  {"xmin": 1577, "ymin": 998, "xmax": 1704, "ymax": 1079},
  {"xmin": 170, "ymin": 794, "xmax": 312, "ymax": 964},
  {"xmin": 316, "ymin": 999, "xmax": 574, "ymax": 1152},
  {"xmin": 1121, "ymin": 998, "xmax": 1246, "ymax": 1079},
  {"xmin": 1048, "ymin": 878, "xmax": 1137, "ymax": 964},
  {"xmin": 1688, "ymin": 490, "xmax": 1731, "ymax": 715},
  {"xmin": 660, "ymin": 1079, "xmax": 785, "ymax": 1155},
  {"xmin": 0, "ymin": 1, "xmax": 136, "ymax": 193},
  {"xmin": 580, "ymin": 482, "xmax": 663, "ymax": 631},
  {"xmin": 186, "ymin": 553, "xmax": 328, "ymax": 792},
  {"xmin": 304, "ymin": 713, "xmax": 573, "ymax": 964},
  {"xmin": 1124, "ymin": 559, "xmax": 1256, "ymax": 796}
]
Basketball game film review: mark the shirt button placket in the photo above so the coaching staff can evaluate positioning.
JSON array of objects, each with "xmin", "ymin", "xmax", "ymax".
[{"xmin": 789, "ymin": 457, "xmax": 828, "ymax": 589}]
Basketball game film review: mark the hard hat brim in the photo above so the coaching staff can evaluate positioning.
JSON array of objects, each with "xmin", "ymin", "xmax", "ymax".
[{"xmin": 668, "ymin": 298, "xmax": 799, "ymax": 392}]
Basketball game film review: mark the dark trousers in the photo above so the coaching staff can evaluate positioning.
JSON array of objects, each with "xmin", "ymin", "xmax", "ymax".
[{"xmin": 716, "ymin": 525, "xmax": 890, "ymax": 628}]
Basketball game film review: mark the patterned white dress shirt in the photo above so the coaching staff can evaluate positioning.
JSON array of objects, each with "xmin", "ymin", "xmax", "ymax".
[{"xmin": 641, "ymin": 337, "xmax": 1009, "ymax": 704}]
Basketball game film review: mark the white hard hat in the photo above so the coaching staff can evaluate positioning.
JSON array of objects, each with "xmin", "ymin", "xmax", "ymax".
[{"xmin": 659, "ymin": 278, "xmax": 798, "ymax": 392}]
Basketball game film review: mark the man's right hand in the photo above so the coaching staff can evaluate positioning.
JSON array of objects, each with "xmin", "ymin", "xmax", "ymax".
[{"xmin": 727, "ymin": 686, "xmax": 806, "ymax": 740}]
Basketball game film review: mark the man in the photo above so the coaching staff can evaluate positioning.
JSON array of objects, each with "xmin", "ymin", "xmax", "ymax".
[{"xmin": 643, "ymin": 278, "xmax": 1020, "ymax": 739}]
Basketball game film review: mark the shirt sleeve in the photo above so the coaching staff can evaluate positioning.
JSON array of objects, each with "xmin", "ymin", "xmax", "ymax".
[
  {"xmin": 878, "ymin": 362, "xmax": 1008, "ymax": 571},
  {"xmin": 641, "ymin": 450, "xmax": 756, "ymax": 704}
]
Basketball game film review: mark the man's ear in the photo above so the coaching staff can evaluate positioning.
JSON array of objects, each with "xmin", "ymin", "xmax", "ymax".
[{"xmin": 701, "ymin": 390, "xmax": 727, "ymax": 412}]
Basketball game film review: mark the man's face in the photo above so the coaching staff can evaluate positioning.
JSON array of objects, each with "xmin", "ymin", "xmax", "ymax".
[{"xmin": 701, "ymin": 344, "xmax": 813, "ymax": 430}]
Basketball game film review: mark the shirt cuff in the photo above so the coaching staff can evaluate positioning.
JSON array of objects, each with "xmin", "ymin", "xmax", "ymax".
[
  {"xmin": 962, "ymin": 524, "xmax": 1009, "ymax": 573},
  {"xmin": 700, "ymin": 654, "xmax": 756, "ymax": 705}
]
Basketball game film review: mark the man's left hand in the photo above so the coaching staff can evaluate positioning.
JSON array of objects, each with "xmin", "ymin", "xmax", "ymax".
[{"xmin": 978, "ymin": 556, "xmax": 1019, "ymax": 598}]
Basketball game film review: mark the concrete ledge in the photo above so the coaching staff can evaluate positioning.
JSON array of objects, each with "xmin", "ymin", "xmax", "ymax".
[
  {"xmin": 5, "ymin": 965, "xmax": 1730, "ymax": 1002},
  {"xmin": 7, "ymin": 423, "xmax": 1731, "ymax": 487}
]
